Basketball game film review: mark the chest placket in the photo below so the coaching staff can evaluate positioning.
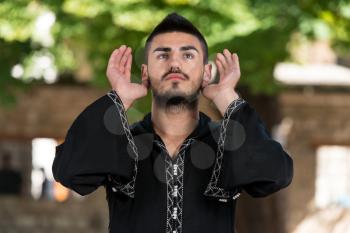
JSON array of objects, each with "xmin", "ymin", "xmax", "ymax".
[{"xmin": 156, "ymin": 138, "xmax": 194, "ymax": 233}]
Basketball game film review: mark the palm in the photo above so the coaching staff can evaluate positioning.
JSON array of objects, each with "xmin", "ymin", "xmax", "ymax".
[
  {"xmin": 106, "ymin": 45, "xmax": 148, "ymax": 108},
  {"xmin": 202, "ymin": 49, "xmax": 240, "ymax": 101}
]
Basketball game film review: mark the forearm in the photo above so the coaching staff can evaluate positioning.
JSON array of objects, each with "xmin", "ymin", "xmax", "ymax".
[
  {"xmin": 219, "ymin": 102, "xmax": 293, "ymax": 197},
  {"xmin": 52, "ymin": 93, "xmax": 135, "ymax": 195}
]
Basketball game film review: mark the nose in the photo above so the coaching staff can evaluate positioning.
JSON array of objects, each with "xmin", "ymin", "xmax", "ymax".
[{"xmin": 168, "ymin": 53, "xmax": 181, "ymax": 70}]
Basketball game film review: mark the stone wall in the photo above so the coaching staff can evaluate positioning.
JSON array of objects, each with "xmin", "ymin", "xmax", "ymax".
[
  {"xmin": 0, "ymin": 85, "xmax": 108, "ymax": 140},
  {"xmin": 0, "ymin": 189, "xmax": 108, "ymax": 233},
  {"xmin": 279, "ymin": 89, "xmax": 350, "ymax": 232}
]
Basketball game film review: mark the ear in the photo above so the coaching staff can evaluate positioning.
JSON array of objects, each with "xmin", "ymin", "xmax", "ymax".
[
  {"xmin": 201, "ymin": 63, "xmax": 212, "ymax": 88},
  {"xmin": 141, "ymin": 64, "xmax": 150, "ymax": 89}
]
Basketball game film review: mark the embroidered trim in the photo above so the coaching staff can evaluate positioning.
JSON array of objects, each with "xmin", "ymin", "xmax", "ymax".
[
  {"xmin": 204, "ymin": 98, "xmax": 246, "ymax": 200},
  {"xmin": 107, "ymin": 89, "xmax": 138, "ymax": 198},
  {"xmin": 155, "ymin": 138, "xmax": 195, "ymax": 233}
]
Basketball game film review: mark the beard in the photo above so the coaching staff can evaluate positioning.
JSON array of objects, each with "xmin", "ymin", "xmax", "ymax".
[{"xmin": 149, "ymin": 77, "xmax": 202, "ymax": 113}]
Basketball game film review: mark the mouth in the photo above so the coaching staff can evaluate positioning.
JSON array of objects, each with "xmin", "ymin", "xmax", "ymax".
[{"xmin": 165, "ymin": 74, "xmax": 186, "ymax": 81}]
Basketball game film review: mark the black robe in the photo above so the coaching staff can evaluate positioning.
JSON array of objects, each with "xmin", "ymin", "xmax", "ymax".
[{"xmin": 52, "ymin": 89, "xmax": 293, "ymax": 233}]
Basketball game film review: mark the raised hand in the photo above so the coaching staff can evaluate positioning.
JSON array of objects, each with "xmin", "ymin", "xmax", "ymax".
[
  {"xmin": 106, "ymin": 45, "xmax": 149, "ymax": 110},
  {"xmin": 202, "ymin": 49, "xmax": 241, "ymax": 115}
]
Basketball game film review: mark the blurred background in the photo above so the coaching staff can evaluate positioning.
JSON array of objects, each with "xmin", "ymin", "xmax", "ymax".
[{"xmin": 0, "ymin": 0, "xmax": 349, "ymax": 233}]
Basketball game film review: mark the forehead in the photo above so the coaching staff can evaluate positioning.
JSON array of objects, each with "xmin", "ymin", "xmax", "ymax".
[{"xmin": 150, "ymin": 32, "xmax": 202, "ymax": 51}]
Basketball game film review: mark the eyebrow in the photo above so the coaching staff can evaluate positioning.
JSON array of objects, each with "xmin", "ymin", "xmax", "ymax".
[
  {"xmin": 152, "ymin": 45, "xmax": 199, "ymax": 53},
  {"xmin": 180, "ymin": 45, "xmax": 199, "ymax": 53}
]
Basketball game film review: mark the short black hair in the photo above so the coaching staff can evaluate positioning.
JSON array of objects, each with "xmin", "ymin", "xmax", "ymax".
[{"xmin": 144, "ymin": 12, "xmax": 208, "ymax": 64}]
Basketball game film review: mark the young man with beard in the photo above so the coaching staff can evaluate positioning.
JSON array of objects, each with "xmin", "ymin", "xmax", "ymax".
[{"xmin": 53, "ymin": 12, "xmax": 293, "ymax": 233}]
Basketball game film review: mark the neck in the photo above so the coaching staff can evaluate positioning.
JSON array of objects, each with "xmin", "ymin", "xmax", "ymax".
[{"xmin": 151, "ymin": 98, "xmax": 199, "ymax": 141}]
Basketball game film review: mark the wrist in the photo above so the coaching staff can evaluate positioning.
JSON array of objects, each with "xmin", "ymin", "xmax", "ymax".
[
  {"xmin": 119, "ymin": 97, "xmax": 133, "ymax": 111},
  {"xmin": 212, "ymin": 90, "xmax": 240, "ymax": 116},
  {"xmin": 111, "ymin": 89, "xmax": 132, "ymax": 111}
]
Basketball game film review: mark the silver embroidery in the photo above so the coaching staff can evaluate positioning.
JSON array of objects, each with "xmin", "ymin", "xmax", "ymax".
[
  {"xmin": 204, "ymin": 98, "xmax": 246, "ymax": 200},
  {"xmin": 107, "ymin": 90, "xmax": 139, "ymax": 198},
  {"xmin": 155, "ymin": 138, "xmax": 194, "ymax": 233}
]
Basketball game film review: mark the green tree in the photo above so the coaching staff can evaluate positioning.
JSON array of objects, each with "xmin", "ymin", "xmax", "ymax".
[{"xmin": 0, "ymin": 0, "xmax": 349, "ymax": 112}]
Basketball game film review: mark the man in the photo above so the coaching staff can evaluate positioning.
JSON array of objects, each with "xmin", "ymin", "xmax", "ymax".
[{"xmin": 53, "ymin": 12, "xmax": 293, "ymax": 233}]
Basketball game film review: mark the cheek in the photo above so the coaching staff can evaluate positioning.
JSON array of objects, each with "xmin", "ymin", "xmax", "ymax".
[
  {"xmin": 148, "ymin": 62, "xmax": 167, "ymax": 77},
  {"xmin": 186, "ymin": 61, "xmax": 199, "ymax": 71},
  {"xmin": 188, "ymin": 68, "xmax": 204, "ymax": 83},
  {"xmin": 147, "ymin": 69, "xmax": 163, "ymax": 88},
  {"xmin": 147, "ymin": 68, "xmax": 160, "ymax": 83},
  {"xmin": 184, "ymin": 60, "xmax": 203, "ymax": 74}
]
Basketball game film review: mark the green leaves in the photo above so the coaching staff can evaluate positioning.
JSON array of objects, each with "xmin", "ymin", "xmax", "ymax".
[{"xmin": 0, "ymin": 0, "xmax": 348, "ymax": 115}]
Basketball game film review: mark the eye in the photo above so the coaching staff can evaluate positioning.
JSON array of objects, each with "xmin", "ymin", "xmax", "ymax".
[
  {"xmin": 157, "ymin": 53, "xmax": 168, "ymax": 60},
  {"xmin": 183, "ymin": 53, "xmax": 194, "ymax": 59}
]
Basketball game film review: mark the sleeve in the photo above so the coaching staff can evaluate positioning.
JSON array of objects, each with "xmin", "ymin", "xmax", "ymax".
[
  {"xmin": 52, "ymin": 90, "xmax": 135, "ymax": 196},
  {"xmin": 219, "ymin": 98, "xmax": 294, "ymax": 198}
]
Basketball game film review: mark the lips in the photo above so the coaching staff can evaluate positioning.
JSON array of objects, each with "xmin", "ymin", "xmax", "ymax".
[{"xmin": 165, "ymin": 74, "xmax": 186, "ymax": 81}]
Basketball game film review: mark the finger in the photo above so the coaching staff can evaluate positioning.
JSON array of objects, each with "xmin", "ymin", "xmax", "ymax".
[
  {"xmin": 120, "ymin": 47, "xmax": 131, "ymax": 68},
  {"xmin": 125, "ymin": 53, "xmax": 132, "ymax": 71},
  {"xmin": 215, "ymin": 58, "xmax": 224, "ymax": 79},
  {"xmin": 223, "ymin": 49, "xmax": 233, "ymax": 65},
  {"xmin": 115, "ymin": 45, "xmax": 127, "ymax": 67},
  {"xmin": 232, "ymin": 53, "xmax": 241, "ymax": 77},
  {"xmin": 118, "ymin": 47, "xmax": 130, "ymax": 73},
  {"xmin": 216, "ymin": 53, "xmax": 228, "ymax": 69},
  {"xmin": 107, "ymin": 49, "xmax": 120, "ymax": 69},
  {"xmin": 232, "ymin": 53, "xmax": 240, "ymax": 70},
  {"xmin": 124, "ymin": 53, "xmax": 132, "ymax": 79}
]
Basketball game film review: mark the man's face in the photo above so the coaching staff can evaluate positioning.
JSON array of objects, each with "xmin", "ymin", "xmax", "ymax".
[{"xmin": 142, "ymin": 32, "xmax": 211, "ymax": 106}]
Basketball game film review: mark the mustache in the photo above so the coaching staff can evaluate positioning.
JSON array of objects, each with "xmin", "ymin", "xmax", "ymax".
[{"xmin": 161, "ymin": 70, "xmax": 189, "ymax": 80}]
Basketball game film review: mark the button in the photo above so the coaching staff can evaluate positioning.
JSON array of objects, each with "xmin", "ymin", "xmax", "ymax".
[
  {"xmin": 172, "ymin": 207, "xmax": 178, "ymax": 219},
  {"xmin": 173, "ymin": 185, "xmax": 178, "ymax": 197},
  {"xmin": 232, "ymin": 192, "xmax": 241, "ymax": 200},
  {"xmin": 112, "ymin": 187, "xmax": 117, "ymax": 192},
  {"xmin": 173, "ymin": 164, "xmax": 178, "ymax": 175}
]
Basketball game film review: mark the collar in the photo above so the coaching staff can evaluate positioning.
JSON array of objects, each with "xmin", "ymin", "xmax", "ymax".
[{"xmin": 132, "ymin": 111, "xmax": 213, "ymax": 140}]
